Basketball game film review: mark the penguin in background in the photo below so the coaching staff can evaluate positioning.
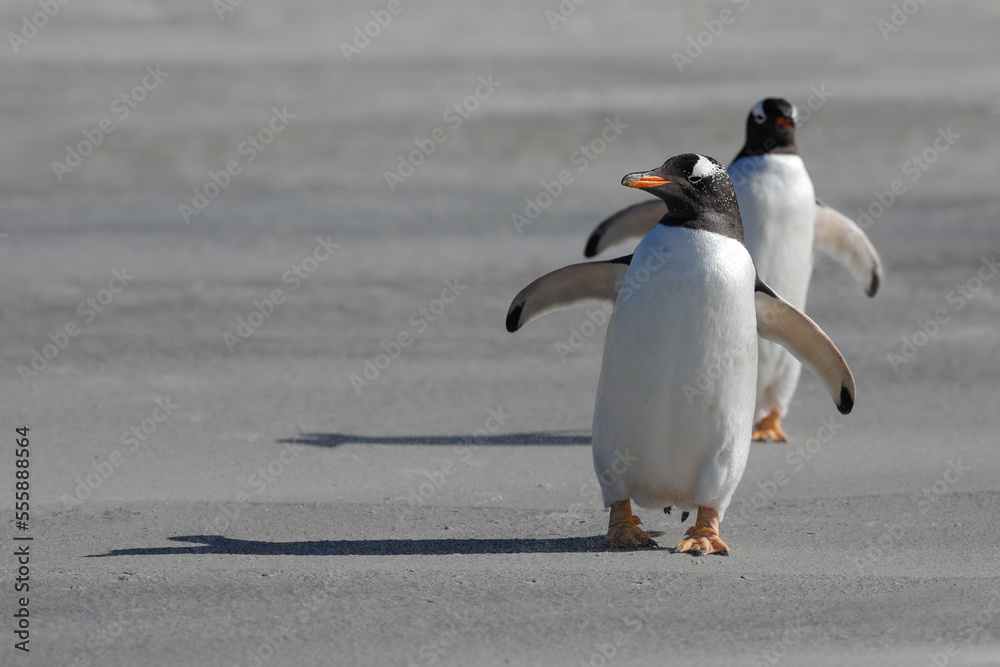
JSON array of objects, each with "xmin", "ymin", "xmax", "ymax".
[
  {"xmin": 506, "ymin": 154, "xmax": 855, "ymax": 553},
  {"xmin": 582, "ymin": 98, "xmax": 879, "ymax": 442}
]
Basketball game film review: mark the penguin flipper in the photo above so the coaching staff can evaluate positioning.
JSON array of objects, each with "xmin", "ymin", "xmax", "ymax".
[
  {"xmin": 754, "ymin": 280, "xmax": 856, "ymax": 415},
  {"xmin": 506, "ymin": 256, "xmax": 632, "ymax": 332},
  {"xmin": 813, "ymin": 200, "xmax": 883, "ymax": 297},
  {"xmin": 584, "ymin": 200, "xmax": 665, "ymax": 257}
]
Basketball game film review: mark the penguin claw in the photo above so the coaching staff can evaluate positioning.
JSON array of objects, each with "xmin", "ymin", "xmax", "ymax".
[
  {"xmin": 605, "ymin": 522, "xmax": 659, "ymax": 550},
  {"xmin": 606, "ymin": 499, "xmax": 659, "ymax": 550},
  {"xmin": 752, "ymin": 410, "xmax": 788, "ymax": 442},
  {"xmin": 672, "ymin": 507, "xmax": 729, "ymax": 556},
  {"xmin": 672, "ymin": 533, "xmax": 730, "ymax": 557}
]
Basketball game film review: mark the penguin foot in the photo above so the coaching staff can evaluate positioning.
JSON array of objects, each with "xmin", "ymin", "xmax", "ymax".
[
  {"xmin": 672, "ymin": 506, "xmax": 729, "ymax": 557},
  {"xmin": 605, "ymin": 499, "xmax": 658, "ymax": 550},
  {"xmin": 752, "ymin": 410, "xmax": 788, "ymax": 442}
]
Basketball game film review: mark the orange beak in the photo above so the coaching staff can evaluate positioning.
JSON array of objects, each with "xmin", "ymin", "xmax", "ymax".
[
  {"xmin": 622, "ymin": 174, "xmax": 671, "ymax": 188},
  {"xmin": 776, "ymin": 117, "xmax": 794, "ymax": 129}
]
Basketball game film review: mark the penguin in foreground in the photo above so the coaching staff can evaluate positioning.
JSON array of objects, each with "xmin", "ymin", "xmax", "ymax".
[
  {"xmin": 506, "ymin": 154, "xmax": 855, "ymax": 553},
  {"xmin": 582, "ymin": 98, "xmax": 879, "ymax": 442}
]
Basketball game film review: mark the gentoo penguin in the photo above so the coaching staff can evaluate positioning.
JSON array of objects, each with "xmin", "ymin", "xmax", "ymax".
[
  {"xmin": 582, "ymin": 98, "xmax": 880, "ymax": 442},
  {"xmin": 507, "ymin": 154, "xmax": 855, "ymax": 553}
]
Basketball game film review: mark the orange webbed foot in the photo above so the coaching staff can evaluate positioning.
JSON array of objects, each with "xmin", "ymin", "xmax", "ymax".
[
  {"xmin": 752, "ymin": 409, "xmax": 788, "ymax": 442},
  {"xmin": 605, "ymin": 499, "xmax": 658, "ymax": 550},
  {"xmin": 672, "ymin": 506, "xmax": 729, "ymax": 557},
  {"xmin": 673, "ymin": 531, "xmax": 730, "ymax": 556}
]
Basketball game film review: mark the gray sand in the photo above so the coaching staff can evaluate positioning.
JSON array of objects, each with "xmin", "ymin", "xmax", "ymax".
[{"xmin": 2, "ymin": 1, "xmax": 1000, "ymax": 665}]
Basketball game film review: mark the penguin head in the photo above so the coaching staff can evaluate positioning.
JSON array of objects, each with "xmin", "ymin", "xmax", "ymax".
[
  {"xmin": 743, "ymin": 97, "xmax": 798, "ymax": 154},
  {"xmin": 622, "ymin": 153, "xmax": 733, "ymax": 215},
  {"xmin": 621, "ymin": 153, "xmax": 743, "ymax": 241}
]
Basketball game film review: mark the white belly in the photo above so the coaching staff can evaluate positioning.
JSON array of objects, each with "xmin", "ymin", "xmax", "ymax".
[
  {"xmin": 731, "ymin": 154, "xmax": 816, "ymax": 417},
  {"xmin": 592, "ymin": 226, "xmax": 758, "ymax": 519},
  {"xmin": 731, "ymin": 153, "xmax": 816, "ymax": 306}
]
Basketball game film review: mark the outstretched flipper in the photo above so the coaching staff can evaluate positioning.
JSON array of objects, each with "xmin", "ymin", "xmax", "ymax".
[
  {"xmin": 814, "ymin": 200, "xmax": 883, "ymax": 297},
  {"xmin": 506, "ymin": 256, "xmax": 632, "ymax": 332},
  {"xmin": 584, "ymin": 200, "xmax": 665, "ymax": 257},
  {"xmin": 754, "ymin": 279, "xmax": 855, "ymax": 415}
]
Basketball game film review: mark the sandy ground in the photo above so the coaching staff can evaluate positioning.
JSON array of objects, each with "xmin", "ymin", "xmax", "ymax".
[{"xmin": 2, "ymin": 1, "xmax": 1000, "ymax": 665}]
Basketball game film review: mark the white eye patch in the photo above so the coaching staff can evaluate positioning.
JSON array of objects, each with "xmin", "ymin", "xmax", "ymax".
[
  {"xmin": 689, "ymin": 154, "xmax": 718, "ymax": 182},
  {"xmin": 751, "ymin": 99, "xmax": 767, "ymax": 124}
]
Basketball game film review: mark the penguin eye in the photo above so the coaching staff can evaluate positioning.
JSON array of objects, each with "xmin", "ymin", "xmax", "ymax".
[
  {"xmin": 753, "ymin": 111, "xmax": 767, "ymax": 124},
  {"xmin": 688, "ymin": 175, "xmax": 703, "ymax": 184}
]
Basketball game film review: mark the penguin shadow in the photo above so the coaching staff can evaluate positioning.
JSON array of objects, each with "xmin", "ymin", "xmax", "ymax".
[
  {"xmin": 86, "ymin": 533, "xmax": 636, "ymax": 558},
  {"xmin": 85, "ymin": 431, "xmax": 664, "ymax": 558},
  {"xmin": 277, "ymin": 431, "xmax": 591, "ymax": 448}
]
